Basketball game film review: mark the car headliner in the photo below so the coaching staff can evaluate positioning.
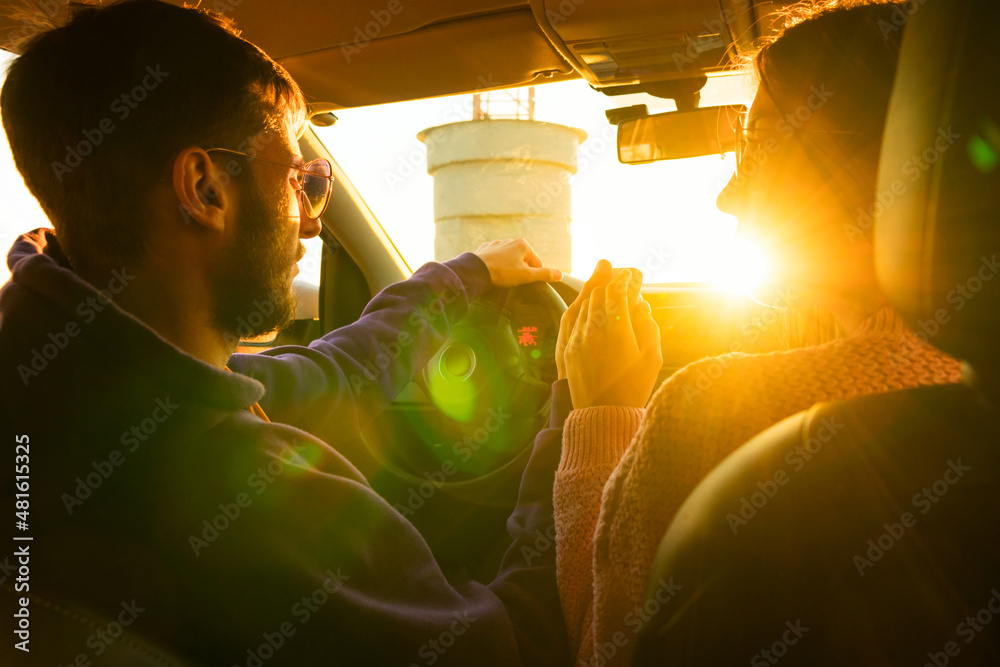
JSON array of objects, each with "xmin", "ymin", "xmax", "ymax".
[{"xmin": 0, "ymin": 0, "xmax": 792, "ymax": 110}]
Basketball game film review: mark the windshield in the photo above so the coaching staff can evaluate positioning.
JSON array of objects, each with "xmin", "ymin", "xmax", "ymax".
[{"xmin": 315, "ymin": 74, "xmax": 758, "ymax": 287}]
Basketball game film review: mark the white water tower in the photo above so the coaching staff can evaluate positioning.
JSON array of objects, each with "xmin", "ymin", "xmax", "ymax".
[{"xmin": 419, "ymin": 88, "xmax": 586, "ymax": 273}]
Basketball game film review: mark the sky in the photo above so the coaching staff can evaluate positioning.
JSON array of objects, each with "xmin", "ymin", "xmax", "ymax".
[
  {"xmin": 0, "ymin": 51, "xmax": 50, "ymax": 286},
  {"xmin": 316, "ymin": 75, "xmax": 755, "ymax": 286},
  {"xmin": 0, "ymin": 50, "xmax": 756, "ymax": 289}
]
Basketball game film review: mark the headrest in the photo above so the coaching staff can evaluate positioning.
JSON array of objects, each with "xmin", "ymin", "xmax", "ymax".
[{"xmin": 876, "ymin": 0, "xmax": 1000, "ymax": 395}]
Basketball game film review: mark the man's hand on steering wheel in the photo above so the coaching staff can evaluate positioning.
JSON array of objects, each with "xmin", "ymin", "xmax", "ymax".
[{"xmin": 474, "ymin": 238, "xmax": 563, "ymax": 287}]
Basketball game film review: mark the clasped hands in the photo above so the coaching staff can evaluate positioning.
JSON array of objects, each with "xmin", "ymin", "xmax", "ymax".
[
  {"xmin": 470, "ymin": 240, "xmax": 661, "ymax": 409},
  {"xmin": 556, "ymin": 260, "xmax": 663, "ymax": 409}
]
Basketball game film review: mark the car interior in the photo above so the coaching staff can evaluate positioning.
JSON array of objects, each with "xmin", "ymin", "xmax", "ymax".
[
  {"xmin": 635, "ymin": 1, "xmax": 1000, "ymax": 662},
  {"xmin": 1, "ymin": 0, "xmax": 996, "ymax": 663}
]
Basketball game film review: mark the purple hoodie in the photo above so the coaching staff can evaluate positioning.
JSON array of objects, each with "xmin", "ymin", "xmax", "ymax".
[{"xmin": 0, "ymin": 228, "xmax": 571, "ymax": 665}]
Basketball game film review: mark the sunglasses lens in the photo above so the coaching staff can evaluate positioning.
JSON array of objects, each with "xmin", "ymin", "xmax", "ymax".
[{"xmin": 301, "ymin": 160, "xmax": 333, "ymax": 218}]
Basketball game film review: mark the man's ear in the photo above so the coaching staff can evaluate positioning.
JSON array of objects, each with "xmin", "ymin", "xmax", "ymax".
[{"xmin": 172, "ymin": 147, "xmax": 230, "ymax": 231}]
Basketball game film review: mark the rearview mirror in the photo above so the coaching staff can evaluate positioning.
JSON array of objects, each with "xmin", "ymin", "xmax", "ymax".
[{"xmin": 617, "ymin": 105, "xmax": 747, "ymax": 164}]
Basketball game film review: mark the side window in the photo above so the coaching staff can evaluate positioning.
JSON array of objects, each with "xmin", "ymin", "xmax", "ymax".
[{"xmin": 0, "ymin": 51, "xmax": 53, "ymax": 286}]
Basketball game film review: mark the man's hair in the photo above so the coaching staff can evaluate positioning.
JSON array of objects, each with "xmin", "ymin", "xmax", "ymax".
[{"xmin": 0, "ymin": 0, "xmax": 306, "ymax": 275}]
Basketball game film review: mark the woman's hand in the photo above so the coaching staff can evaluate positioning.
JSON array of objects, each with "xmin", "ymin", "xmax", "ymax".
[
  {"xmin": 556, "ymin": 259, "xmax": 616, "ymax": 380},
  {"xmin": 563, "ymin": 266, "xmax": 662, "ymax": 409}
]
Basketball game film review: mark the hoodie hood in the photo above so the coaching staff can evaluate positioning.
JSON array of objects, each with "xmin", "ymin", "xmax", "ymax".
[{"xmin": 1, "ymin": 227, "xmax": 263, "ymax": 410}]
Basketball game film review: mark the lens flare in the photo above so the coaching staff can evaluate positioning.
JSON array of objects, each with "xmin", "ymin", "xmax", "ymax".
[{"xmin": 712, "ymin": 238, "xmax": 769, "ymax": 294}]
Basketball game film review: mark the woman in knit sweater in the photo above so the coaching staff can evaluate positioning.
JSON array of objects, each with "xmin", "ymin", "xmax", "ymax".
[{"xmin": 552, "ymin": 2, "xmax": 964, "ymax": 666}]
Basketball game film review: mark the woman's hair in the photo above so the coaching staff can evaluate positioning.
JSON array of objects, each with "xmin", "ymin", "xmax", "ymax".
[
  {"xmin": 752, "ymin": 1, "xmax": 905, "ymax": 227},
  {"xmin": 745, "ymin": 1, "xmax": 908, "ymax": 346}
]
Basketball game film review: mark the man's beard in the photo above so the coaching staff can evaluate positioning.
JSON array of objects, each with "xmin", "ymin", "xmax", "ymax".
[{"xmin": 212, "ymin": 173, "xmax": 299, "ymax": 344}]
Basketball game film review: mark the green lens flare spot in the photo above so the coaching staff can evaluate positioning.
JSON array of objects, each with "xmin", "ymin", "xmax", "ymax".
[
  {"xmin": 441, "ymin": 345, "xmax": 473, "ymax": 376},
  {"xmin": 284, "ymin": 441, "xmax": 323, "ymax": 476},
  {"xmin": 968, "ymin": 135, "xmax": 998, "ymax": 173},
  {"xmin": 427, "ymin": 372, "xmax": 476, "ymax": 423},
  {"xmin": 530, "ymin": 348, "xmax": 542, "ymax": 360}
]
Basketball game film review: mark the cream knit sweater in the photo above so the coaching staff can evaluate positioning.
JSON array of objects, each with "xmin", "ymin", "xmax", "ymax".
[{"xmin": 553, "ymin": 309, "xmax": 963, "ymax": 667}]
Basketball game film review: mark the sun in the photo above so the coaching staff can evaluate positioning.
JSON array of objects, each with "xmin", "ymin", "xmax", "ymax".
[{"xmin": 712, "ymin": 238, "xmax": 769, "ymax": 294}]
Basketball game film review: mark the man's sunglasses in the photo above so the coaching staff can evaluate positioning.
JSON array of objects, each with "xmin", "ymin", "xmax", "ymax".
[{"xmin": 205, "ymin": 148, "xmax": 334, "ymax": 220}]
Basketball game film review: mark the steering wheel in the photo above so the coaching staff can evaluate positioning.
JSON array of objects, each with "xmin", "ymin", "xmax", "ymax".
[{"xmin": 363, "ymin": 281, "xmax": 567, "ymax": 505}]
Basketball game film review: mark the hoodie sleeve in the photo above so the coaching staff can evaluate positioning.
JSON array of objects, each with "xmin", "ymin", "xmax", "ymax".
[
  {"xmin": 172, "ymin": 381, "xmax": 575, "ymax": 666},
  {"xmin": 227, "ymin": 252, "xmax": 491, "ymax": 438}
]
